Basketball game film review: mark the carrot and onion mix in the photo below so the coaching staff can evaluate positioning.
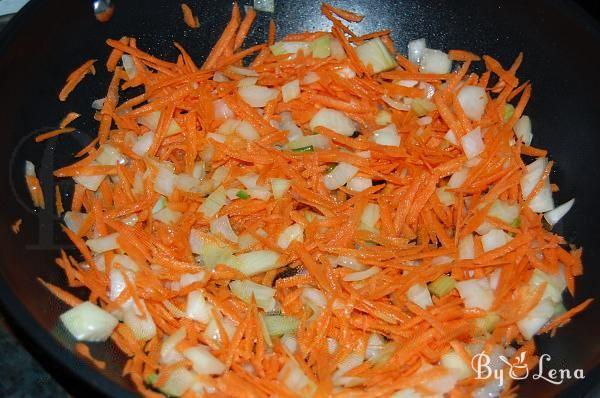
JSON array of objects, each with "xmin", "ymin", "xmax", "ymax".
[{"xmin": 31, "ymin": 3, "xmax": 591, "ymax": 397}]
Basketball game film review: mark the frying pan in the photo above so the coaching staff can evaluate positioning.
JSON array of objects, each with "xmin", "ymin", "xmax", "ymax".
[{"xmin": 0, "ymin": 0, "xmax": 598, "ymax": 396}]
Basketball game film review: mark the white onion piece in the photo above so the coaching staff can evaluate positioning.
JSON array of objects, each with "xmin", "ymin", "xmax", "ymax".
[
  {"xmin": 381, "ymin": 95, "xmax": 411, "ymax": 111},
  {"xmin": 302, "ymin": 71, "xmax": 320, "ymax": 84},
  {"xmin": 91, "ymin": 98, "xmax": 105, "ymax": 110},
  {"xmin": 270, "ymin": 41, "xmax": 311, "ymax": 56},
  {"xmin": 154, "ymin": 207, "xmax": 182, "ymax": 224},
  {"xmin": 355, "ymin": 38, "xmax": 397, "ymax": 73},
  {"xmin": 160, "ymin": 368, "xmax": 195, "ymax": 397},
  {"xmin": 270, "ymin": 178, "xmax": 291, "ymax": 199},
  {"xmin": 347, "ymin": 176, "xmax": 372, "ymax": 192},
  {"xmin": 517, "ymin": 298, "xmax": 554, "ymax": 339},
  {"xmin": 396, "ymin": 79, "xmax": 419, "ymax": 87},
  {"xmin": 448, "ymin": 167, "xmax": 470, "ymax": 188},
  {"xmin": 391, "ymin": 388, "xmax": 421, "ymax": 398},
  {"xmin": 456, "ymin": 278, "xmax": 494, "ymax": 310},
  {"xmin": 64, "ymin": 211, "xmax": 85, "ymax": 233},
  {"xmin": 436, "ymin": 187, "xmax": 455, "ymax": 206},
  {"xmin": 213, "ymin": 99, "xmax": 234, "ymax": 119},
  {"xmin": 278, "ymin": 360, "xmax": 315, "ymax": 396},
  {"xmin": 121, "ymin": 54, "xmax": 137, "ymax": 79},
  {"xmin": 372, "ymin": 123, "xmax": 400, "ymax": 147},
  {"xmin": 199, "ymin": 186, "xmax": 227, "ymax": 217},
  {"xmin": 323, "ymin": 162, "xmax": 359, "ymax": 190},
  {"xmin": 279, "ymin": 112, "xmax": 303, "ymax": 141},
  {"xmin": 237, "ymin": 76, "xmax": 258, "ymax": 88},
  {"xmin": 334, "ymin": 256, "xmax": 367, "ymax": 271},
  {"xmin": 132, "ymin": 131, "xmax": 154, "ymax": 156},
  {"xmin": 154, "ymin": 166, "xmax": 177, "ymax": 196},
  {"xmin": 73, "ymin": 160, "xmax": 105, "ymax": 191},
  {"xmin": 408, "ymin": 38, "xmax": 427, "ymax": 64},
  {"xmin": 444, "ymin": 129, "xmax": 457, "ymax": 145},
  {"xmin": 514, "ymin": 115, "xmax": 533, "ymax": 145},
  {"xmin": 281, "ymin": 335, "xmax": 298, "ymax": 353},
  {"xmin": 277, "ymin": 224, "xmax": 304, "ymax": 249},
  {"xmin": 213, "ymin": 71, "xmax": 229, "ymax": 82},
  {"xmin": 287, "ymin": 134, "xmax": 331, "ymax": 150},
  {"xmin": 529, "ymin": 268, "xmax": 567, "ymax": 303},
  {"xmin": 544, "ymin": 198, "xmax": 574, "ymax": 226},
  {"xmin": 210, "ymin": 215, "xmax": 238, "ymax": 243},
  {"xmin": 282, "ymin": 79, "xmax": 301, "ymax": 103},
  {"xmin": 458, "ymin": 234, "xmax": 475, "ymax": 260},
  {"xmin": 441, "ymin": 351, "xmax": 473, "ymax": 380},
  {"xmin": 229, "ymin": 279, "xmax": 276, "ymax": 311},
  {"xmin": 96, "ymin": 144, "xmax": 124, "ymax": 166},
  {"xmin": 123, "ymin": 300, "xmax": 157, "ymax": 341},
  {"xmin": 420, "ymin": 49, "xmax": 452, "ymax": 74},
  {"xmin": 86, "ymin": 232, "xmax": 119, "ymax": 253},
  {"xmin": 227, "ymin": 65, "xmax": 258, "ymax": 77},
  {"xmin": 481, "ymin": 229, "xmax": 511, "ymax": 252},
  {"xmin": 206, "ymin": 133, "xmax": 226, "ymax": 143},
  {"xmin": 235, "ymin": 250, "xmax": 280, "ymax": 276},
  {"xmin": 375, "ymin": 110, "xmax": 392, "ymax": 126},
  {"xmin": 461, "ymin": 127, "xmax": 485, "ymax": 160},
  {"xmin": 520, "ymin": 158, "xmax": 554, "ymax": 212},
  {"xmin": 310, "ymin": 108, "xmax": 357, "ymax": 136},
  {"xmin": 184, "ymin": 346, "xmax": 226, "ymax": 375},
  {"xmin": 160, "ymin": 327, "xmax": 186, "ymax": 365},
  {"xmin": 457, "ymin": 86, "xmax": 488, "ymax": 121},
  {"xmin": 301, "ymin": 287, "xmax": 327, "ymax": 310},
  {"xmin": 361, "ymin": 203, "xmax": 380, "ymax": 228},
  {"xmin": 488, "ymin": 200, "xmax": 520, "ymax": 224},
  {"xmin": 337, "ymin": 66, "xmax": 356, "ymax": 79},
  {"xmin": 489, "ymin": 268, "xmax": 502, "ymax": 290},
  {"xmin": 60, "ymin": 301, "xmax": 118, "ymax": 342},
  {"xmin": 343, "ymin": 266, "xmax": 381, "ymax": 282},
  {"xmin": 406, "ymin": 284, "xmax": 433, "ymax": 309}
]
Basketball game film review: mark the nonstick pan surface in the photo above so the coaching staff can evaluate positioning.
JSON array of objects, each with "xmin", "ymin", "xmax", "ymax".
[{"xmin": 0, "ymin": 0, "xmax": 598, "ymax": 396}]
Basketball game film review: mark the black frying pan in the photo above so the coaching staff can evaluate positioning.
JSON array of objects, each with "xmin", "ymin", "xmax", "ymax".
[{"xmin": 0, "ymin": 0, "xmax": 599, "ymax": 396}]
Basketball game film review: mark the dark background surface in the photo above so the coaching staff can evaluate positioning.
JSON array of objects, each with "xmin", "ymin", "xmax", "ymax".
[{"xmin": 0, "ymin": 1, "xmax": 598, "ymax": 397}]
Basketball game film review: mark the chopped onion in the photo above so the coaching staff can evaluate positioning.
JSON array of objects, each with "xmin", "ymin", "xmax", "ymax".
[
  {"xmin": 514, "ymin": 115, "xmax": 533, "ymax": 145},
  {"xmin": 254, "ymin": 0, "xmax": 274, "ymax": 13},
  {"xmin": 277, "ymin": 224, "xmax": 304, "ymax": 249},
  {"xmin": 91, "ymin": 97, "xmax": 105, "ymax": 110},
  {"xmin": 73, "ymin": 161, "xmax": 105, "ymax": 191},
  {"xmin": 334, "ymin": 256, "xmax": 367, "ymax": 271},
  {"xmin": 436, "ymin": 187, "xmax": 455, "ymax": 206},
  {"xmin": 184, "ymin": 346, "xmax": 226, "ymax": 375},
  {"xmin": 343, "ymin": 266, "xmax": 381, "ymax": 282},
  {"xmin": 360, "ymin": 203, "xmax": 380, "ymax": 228},
  {"xmin": 59, "ymin": 301, "xmax": 118, "ymax": 342},
  {"xmin": 86, "ymin": 232, "xmax": 119, "ymax": 253},
  {"xmin": 411, "ymin": 98, "xmax": 436, "ymax": 116},
  {"xmin": 270, "ymin": 178, "xmax": 291, "ymax": 199},
  {"xmin": 235, "ymin": 250, "xmax": 280, "ymax": 276},
  {"xmin": 461, "ymin": 127, "xmax": 485, "ymax": 160},
  {"xmin": 153, "ymin": 207, "xmax": 182, "ymax": 224},
  {"xmin": 302, "ymin": 71, "xmax": 320, "ymax": 84},
  {"xmin": 333, "ymin": 352, "xmax": 364, "ymax": 380},
  {"xmin": 310, "ymin": 35, "xmax": 331, "ymax": 59},
  {"xmin": 199, "ymin": 243, "xmax": 239, "ymax": 270},
  {"xmin": 121, "ymin": 54, "xmax": 137, "ymax": 79},
  {"xmin": 185, "ymin": 291, "xmax": 214, "ymax": 322},
  {"xmin": 396, "ymin": 79, "xmax": 419, "ymax": 88},
  {"xmin": 455, "ymin": 278, "xmax": 494, "ymax": 310},
  {"xmin": 204, "ymin": 317, "xmax": 236, "ymax": 346},
  {"xmin": 347, "ymin": 176, "xmax": 372, "ymax": 192},
  {"xmin": 529, "ymin": 268, "xmax": 566, "ymax": 304},
  {"xmin": 213, "ymin": 71, "xmax": 229, "ymax": 82},
  {"xmin": 213, "ymin": 99, "xmax": 234, "ymax": 119},
  {"xmin": 132, "ymin": 131, "xmax": 154, "ymax": 156},
  {"xmin": 123, "ymin": 300, "xmax": 157, "ymax": 341},
  {"xmin": 96, "ymin": 144, "xmax": 124, "ymax": 166},
  {"xmin": 278, "ymin": 360, "xmax": 316, "ymax": 396},
  {"xmin": 517, "ymin": 298, "xmax": 554, "ymax": 339},
  {"xmin": 227, "ymin": 65, "xmax": 258, "ymax": 77},
  {"xmin": 458, "ymin": 234, "xmax": 475, "ymax": 260},
  {"xmin": 457, "ymin": 86, "xmax": 488, "ymax": 121},
  {"xmin": 419, "ymin": 48, "xmax": 452, "ymax": 74},
  {"xmin": 263, "ymin": 315, "xmax": 300, "ymax": 336},
  {"xmin": 544, "ymin": 198, "xmax": 574, "ymax": 226},
  {"xmin": 375, "ymin": 110, "xmax": 392, "ymax": 126},
  {"xmin": 406, "ymin": 283, "xmax": 433, "ymax": 309},
  {"xmin": 323, "ymin": 162, "xmax": 359, "ymax": 190},
  {"xmin": 199, "ymin": 186, "xmax": 227, "ymax": 217},
  {"xmin": 489, "ymin": 268, "xmax": 502, "ymax": 290},
  {"xmin": 270, "ymin": 41, "xmax": 311, "ymax": 56},
  {"xmin": 441, "ymin": 350, "xmax": 473, "ymax": 379},
  {"xmin": 355, "ymin": 38, "xmax": 397, "ymax": 73},
  {"xmin": 310, "ymin": 108, "xmax": 357, "ymax": 136},
  {"xmin": 111, "ymin": 254, "xmax": 139, "ymax": 271},
  {"xmin": 237, "ymin": 76, "xmax": 258, "ymax": 88},
  {"xmin": 330, "ymin": 38, "xmax": 346, "ymax": 60},
  {"xmin": 210, "ymin": 215, "xmax": 238, "ymax": 243},
  {"xmin": 154, "ymin": 166, "xmax": 177, "ymax": 196},
  {"xmin": 382, "ymin": 95, "xmax": 411, "ymax": 111},
  {"xmin": 481, "ymin": 229, "xmax": 511, "ymax": 252},
  {"xmin": 160, "ymin": 368, "xmax": 195, "ymax": 397},
  {"xmin": 444, "ymin": 129, "xmax": 457, "ymax": 145},
  {"xmin": 391, "ymin": 388, "xmax": 421, "ymax": 398},
  {"xmin": 229, "ymin": 279, "xmax": 276, "ymax": 311},
  {"xmin": 280, "ymin": 111, "xmax": 303, "ymax": 141},
  {"xmin": 138, "ymin": 110, "xmax": 181, "ymax": 136},
  {"xmin": 488, "ymin": 200, "xmax": 520, "ymax": 224},
  {"xmin": 287, "ymin": 134, "xmax": 331, "ymax": 150},
  {"xmin": 301, "ymin": 287, "xmax": 327, "ymax": 311},
  {"xmin": 372, "ymin": 123, "xmax": 400, "ymax": 147},
  {"xmin": 282, "ymin": 79, "xmax": 301, "ymax": 103},
  {"xmin": 448, "ymin": 167, "xmax": 470, "ymax": 188},
  {"xmin": 365, "ymin": 333, "xmax": 385, "ymax": 360},
  {"xmin": 236, "ymin": 120, "xmax": 260, "ymax": 141},
  {"xmin": 206, "ymin": 132, "xmax": 226, "ymax": 143},
  {"xmin": 281, "ymin": 335, "xmax": 298, "ymax": 353},
  {"xmin": 520, "ymin": 157, "xmax": 554, "ymax": 213},
  {"xmin": 407, "ymin": 38, "xmax": 427, "ymax": 64},
  {"xmin": 64, "ymin": 211, "xmax": 85, "ymax": 232},
  {"xmin": 337, "ymin": 66, "xmax": 356, "ymax": 79},
  {"xmin": 160, "ymin": 327, "xmax": 186, "ymax": 365}
]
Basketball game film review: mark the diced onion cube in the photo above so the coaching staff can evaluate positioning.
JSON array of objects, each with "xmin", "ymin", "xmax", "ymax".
[
  {"xmin": 457, "ymin": 86, "xmax": 488, "ymax": 121},
  {"xmin": 355, "ymin": 38, "xmax": 397, "ymax": 73},
  {"xmin": 310, "ymin": 108, "xmax": 357, "ymax": 137},
  {"xmin": 60, "ymin": 301, "xmax": 118, "ymax": 342},
  {"xmin": 323, "ymin": 162, "xmax": 359, "ymax": 190},
  {"xmin": 419, "ymin": 48, "xmax": 452, "ymax": 74}
]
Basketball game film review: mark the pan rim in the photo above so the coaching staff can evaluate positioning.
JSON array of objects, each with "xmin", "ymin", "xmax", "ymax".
[{"xmin": 0, "ymin": 0, "xmax": 597, "ymax": 397}]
